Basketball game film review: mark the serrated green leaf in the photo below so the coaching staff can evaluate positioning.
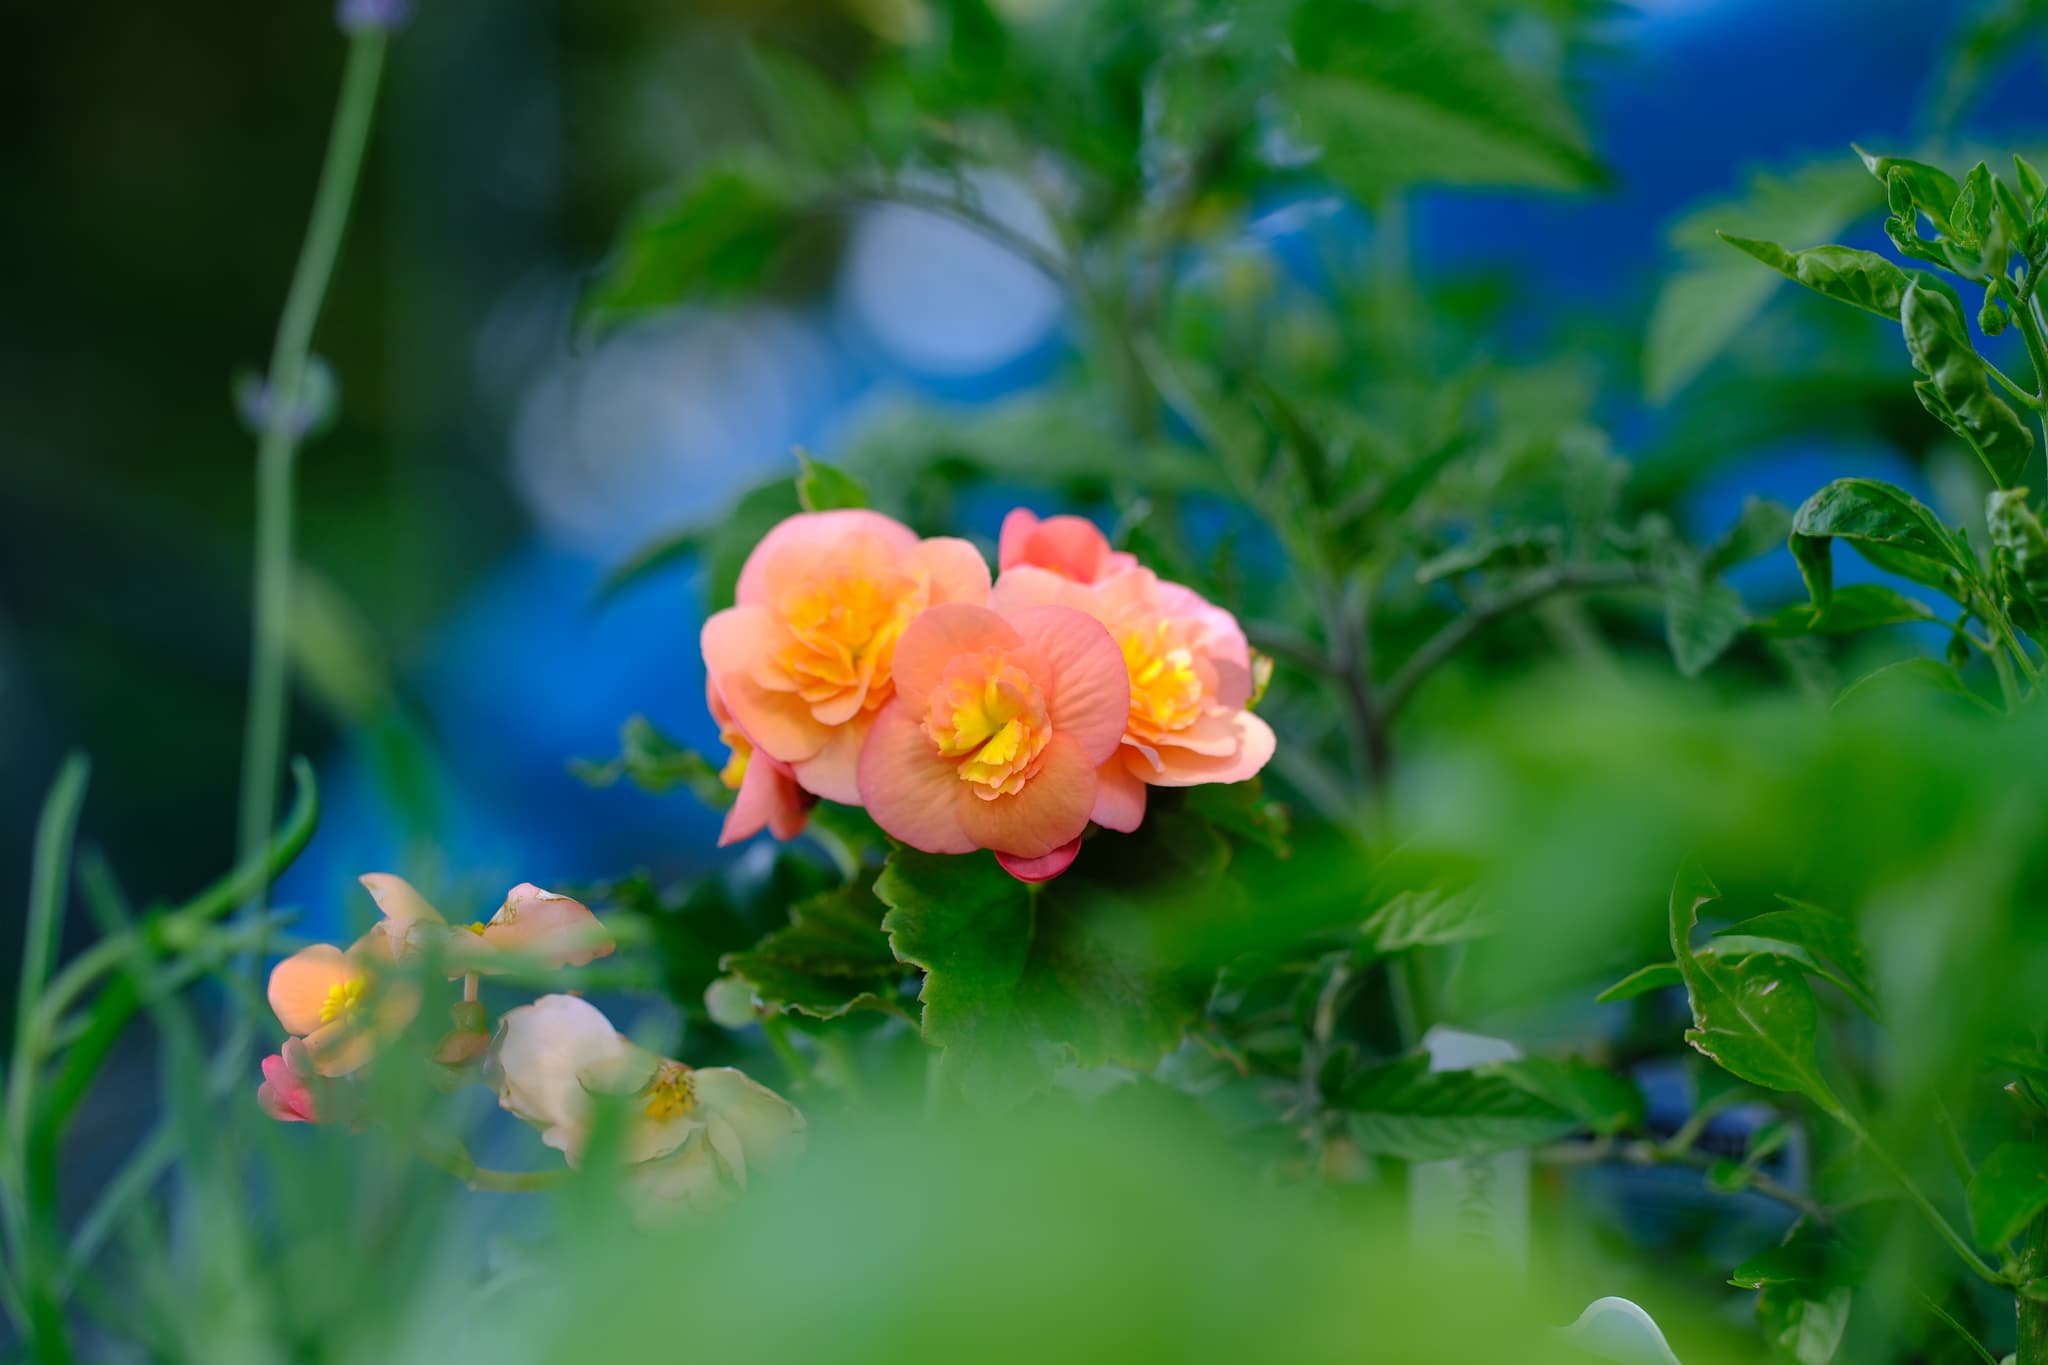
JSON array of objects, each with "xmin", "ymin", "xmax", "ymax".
[
  {"xmin": 1596, "ymin": 962, "xmax": 1682, "ymax": 1004},
  {"xmin": 1362, "ymin": 887, "xmax": 1490, "ymax": 953},
  {"xmin": 722, "ymin": 882, "xmax": 905, "ymax": 1020},
  {"xmin": 1331, "ymin": 1055, "xmax": 1580, "ymax": 1160},
  {"xmin": 1902, "ymin": 279, "xmax": 2035, "ymax": 488},
  {"xmin": 1669, "ymin": 861, "xmax": 1842, "ymax": 1111},
  {"xmin": 1753, "ymin": 584, "xmax": 1942, "ymax": 638},
  {"xmin": 794, "ymin": 448, "xmax": 867, "ymax": 512},
  {"xmin": 1486, "ymin": 1057, "xmax": 1645, "ymax": 1137},
  {"xmin": 1714, "ymin": 899, "xmax": 1876, "ymax": 1016},
  {"xmin": 1968, "ymin": 1142, "xmax": 2048, "ymax": 1251},
  {"xmin": 1832, "ymin": 657, "xmax": 2000, "ymax": 715},
  {"xmin": 1665, "ymin": 578, "xmax": 1748, "ymax": 678}
]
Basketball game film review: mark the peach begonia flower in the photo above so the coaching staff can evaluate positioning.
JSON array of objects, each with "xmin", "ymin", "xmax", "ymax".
[
  {"xmin": 356, "ymin": 874, "xmax": 615, "ymax": 976},
  {"xmin": 856, "ymin": 602, "xmax": 1129, "ymax": 881},
  {"xmin": 487, "ymin": 993, "xmax": 805, "ymax": 1212},
  {"xmin": 992, "ymin": 562, "xmax": 1275, "ymax": 833},
  {"xmin": 707, "ymin": 678, "xmax": 811, "ymax": 846},
  {"xmin": 701, "ymin": 510, "xmax": 991, "ymax": 805},
  {"xmin": 257, "ymin": 1038, "xmax": 323, "ymax": 1123},
  {"xmin": 998, "ymin": 508, "xmax": 1136, "ymax": 584},
  {"xmin": 266, "ymin": 931, "xmax": 421, "ymax": 1077}
]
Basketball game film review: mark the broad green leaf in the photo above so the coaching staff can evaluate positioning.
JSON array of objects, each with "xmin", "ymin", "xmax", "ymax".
[
  {"xmin": 1362, "ymin": 887, "xmax": 1490, "ymax": 953},
  {"xmin": 1758, "ymin": 1285, "xmax": 1851, "ymax": 1365},
  {"xmin": 1704, "ymin": 497, "xmax": 1794, "ymax": 576},
  {"xmin": 2017, "ymin": 154, "xmax": 2046, "ymax": 211},
  {"xmin": 722, "ymin": 882, "xmax": 905, "ymax": 1020},
  {"xmin": 1331, "ymin": 1055, "xmax": 1580, "ymax": 1160},
  {"xmin": 1948, "ymin": 160, "xmax": 1995, "ymax": 249},
  {"xmin": 1714, "ymin": 898, "xmax": 1875, "ymax": 1016},
  {"xmin": 1902, "ymin": 279, "xmax": 2035, "ymax": 488},
  {"xmin": 1717, "ymin": 236, "xmax": 1919, "ymax": 319},
  {"xmin": 1990, "ymin": 488, "xmax": 2048, "ymax": 625},
  {"xmin": 1595, "ymin": 962, "xmax": 1681, "ymax": 1004},
  {"xmin": 1787, "ymin": 478, "xmax": 1973, "ymax": 610},
  {"xmin": 1664, "ymin": 578, "xmax": 1748, "ymax": 678},
  {"xmin": 794, "ymin": 448, "xmax": 868, "ymax": 512},
  {"xmin": 1753, "ymin": 584, "xmax": 1942, "ymax": 637},
  {"xmin": 1855, "ymin": 146, "xmax": 1961, "ymax": 234},
  {"xmin": 1832, "ymin": 657, "xmax": 1999, "ymax": 715},
  {"xmin": 1967, "ymin": 1142, "xmax": 2048, "ymax": 1251},
  {"xmin": 1486, "ymin": 1057, "xmax": 1645, "ymax": 1138},
  {"xmin": 1668, "ymin": 861, "xmax": 1842, "ymax": 1112},
  {"xmin": 571, "ymin": 715, "xmax": 731, "ymax": 810}
]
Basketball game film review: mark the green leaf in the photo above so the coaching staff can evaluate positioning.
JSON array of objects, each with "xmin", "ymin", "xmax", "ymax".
[
  {"xmin": 1668, "ymin": 860, "xmax": 1842, "ymax": 1112},
  {"xmin": 1330, "ymin": 1055, "xmax": 1581, "ymax": 1161},
  {"xmin": 1664, "ymin": 578, "xmax": 1748, "ymax": 678},
  {"xmin": 1183, "ymin": 779, "xmax": 1292, "ymax": 858},
  {"xmin": 746, "ymin": 47, "xmax": 863, "ymax": 171},
  {"xmin": 1753, "ymin": 584, "xmax": 1942, "ymax": 638},
  {"xmin": 1284, "ymin": 0, "xmax": 1602, "ymax": 197},
  {"xmin": 1714, "ymin": 898, "xmax": 1876, "ymax": 1016},
  {"xmin": 1415, "ymin": 529, "xmax": 1559, "ymax": 584},
  {"xmin": 1855, "ymin": 146, "xmax": 1961, "ymax": 234},
  {"xmin": 1758, "ymin": 1284, "xmax": 1851, "ymax": 1365},
  {"xmin": 2017, "ymin": 154, "xmax": 2046, "ymax": 212},
  {"xmin": 1787, "ymin": 478, "xmax": 1974, "ymax": 610},
  {"xmin": 1902, "ymin": 279, "xmax": 2035, "ymax": 488},
  {"xmin": 722, "ymin": 882, "xmax": 904, "ymax": 1020},
  {"xmin": 794, "ymin": 447, "xmax": 867, "ymax": 513},
  {"xmin": 1969, "ymin": 1143, "xmax": 2048, "ymax": 1251},
  {"xmin": 1716, "ymin": 236, "xmax": 1919, "ymax": 319},
  {"xmin": 1362, "ymin": 887, "xmax": 1490, "ymax": 953},
  {"xmin": 1990, "ymin": 488, "xmax": 2048, "ymax": 621},
  {"xmin": 601, "ymin": 477, "xmax": 803, "ymax": 608},
  {"xmin": 1595, "ymin": 962, "xmax": 1682, "ymax": 1004},
  {"xmin": 1832, "ymin": 657, "xmax": 2000, "ymax": 715},
  {"xmin": 1486, "ymin": 1057, "xmax": 1645, "ymax": 1138},
  {"xmin": 1704, "ymin": 497, "xmax": 1795, "ymax": 576},
  {"xmin": 571, "ymin": 715, "xmax": 731, "ymax": 810}
]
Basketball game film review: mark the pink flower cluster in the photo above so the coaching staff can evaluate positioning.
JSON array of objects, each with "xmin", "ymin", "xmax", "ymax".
[{"xmin": 702, "ymin": 508, "xmax": 1274, "ymax": 882}]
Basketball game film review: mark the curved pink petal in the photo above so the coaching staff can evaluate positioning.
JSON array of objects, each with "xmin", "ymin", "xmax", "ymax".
[
  {"xmin": 721, "ymin": 753, "xmax": 811, "ymax": 846},
  {"xmin": 701, "ymin": 606, "xmax": 782, "ymax": 685},
  {"xmin": 1008, "ymin": 513, "xmax": 1116, "ymax": 581},
  {"xmin": 357, "ymin": 873, "xmax": 444, "ymax": 936},
  {"xmin": 913, "ymin": 536, "xmax": 994, "ymax": 606},
  {"xmin": 998, "ymin": 507, "xmax": 1041, "ymax": 570},
  {"xmin": 858, "ymin": 704, "xmax": 976, "ymax": 854},
  {"xmin": 1144, "ymin": 712, "xmax": 1276, "ymax": 787},
  {"xmin": 257, "ymin": 1053, "xmax": 319, "ymax": 1123},
  {"xmin": 890, "ymin": 604, "xmax": 1021, "ymax": 716},
  {"xmin": 997, "ymin": 838, "xmax": 1082, "ymax": 883},
  {"xmin": 1006, "ymin": 605, "xmax": 1129, "ymax": 765},
  {"xmin": 790, "ymin": 713, "xmax": 868, "ymax": 804},
  {"xmin": 1154, "ymin": 709, "xmax": 1243, "ymax": 758},
  {"xmin": 1090, "ymin": 756, "xmax": 1147, "ymax": 833},
  {"xmin": 990, "ymin": 564, "xmax": 1093, "ymax": 614},
  {"xmin": 482, "ymin": 884, "xmax": 616, "ymax": 969},
  {"xmin": 955, "ymin": 731, "xmax": 1095, "ymax": 858},
  {"xmin": 733, "ymin": 510, "xmax": 918, "ymax": 605},
  {"xmin": 717, "ymin": 672, "xmax": 831, "ymax": 765},
  {"xmin": 267, "ymin": 944, "xmax": 353, "ymax": 1037}
]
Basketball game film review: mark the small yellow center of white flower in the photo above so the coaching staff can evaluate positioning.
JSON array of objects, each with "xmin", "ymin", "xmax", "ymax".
[{"xmin": 643, "ymin": 1062, "xmax": 695, "ymax": 1121}]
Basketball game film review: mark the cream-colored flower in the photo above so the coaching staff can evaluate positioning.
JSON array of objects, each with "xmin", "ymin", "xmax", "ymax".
[
  {"xmin": 486, "ymin": 994, "xmax": 805, "ymax": 1211},
  {"xmin": 357, "ymin": 874, "xmax": 615, "ymax": 976}
]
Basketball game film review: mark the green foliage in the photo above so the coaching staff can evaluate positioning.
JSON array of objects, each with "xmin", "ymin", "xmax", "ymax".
[
  {"xmin": 1969, "ymin": 1143, "xmax": 2048, "ymax": 1252},
  {"xmin": 1328, "ymin": 1054, "xmax": 1582, "ymax": 1161},
  {"xmin": 722, "ymin": 881, "xmax": 905, "ymax": 1020}
]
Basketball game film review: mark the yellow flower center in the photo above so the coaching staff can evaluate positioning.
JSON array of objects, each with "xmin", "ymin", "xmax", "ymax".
[
  {"xmin": 1120, "ymin": 619, "xmax": 1205, "ymax": 740},
  {"xmin": 319, "ymin": 976, "xmax": 368, "ymax": 1025},
  {"xmin": 772, "ymin": 536, "xmax": 929, "ymax": 719},
  {"xmin": 924, "ymin": 648, "xmax": 1051, "ymax": 799},
  {"xmin": 464, "ymin": 921, "xmax": 488, "ymax": 936},
  {"xmin": 643, "ymin": 1061, "xmax": 696, "ymax": 1121}
]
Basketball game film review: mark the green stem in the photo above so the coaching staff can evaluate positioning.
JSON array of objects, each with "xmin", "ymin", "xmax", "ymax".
[
  {"xmin": 2020, "ymin": 1204, "xmax": 2048, "ymax": 1365},
  {"xmin": 422, "ymin": 1141, "xmax": 570, "ymax": 1194},
  {"xmin": 1832, "ymin": 1107, "xmax": 2005, "ymax": 1286},
  {"xmin": 1914, "ymin": 1287, "xmax": 2002, "ymax": 1365},
  {"xmin": 758, "ymin": 1014, "xmax": 813, "ymax": 1091},
  {"xmin": 233, "ymin": 32, "xmax": 387, "ymax": 984}
]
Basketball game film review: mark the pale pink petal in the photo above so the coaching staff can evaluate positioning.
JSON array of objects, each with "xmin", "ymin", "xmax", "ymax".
[
  {"xmin": 1145, "ymin": 712, "xmax": 1276, "ymax": 787},
  {"xmin": 997, "ymin": 838, "xmax": 1082, "ymax": 882},
  {"xmin": 1210, "ymin": 658, "xmax": 1253, "ymax": 710},
  {"xmin": 303, "ymin": 1017, "xmax": 377, "ymax": 1077},
  {"xmin": 733, "ymin": 510, "xmax": 919, "ymax": 605},
  {"xmin": 1155, "ymin": 709, "xmax": 1243, "ymax": 758},
  {"xmin": 701, "ymin": 606, "xmax": 781, "ymax": 684},
  {"xmin": 1090, "ymin": 756, "xmax": 1147, "ymax": 833},
  {"xmin": 721, "ymin": 753, "xmax": 812, "ymax": 846},
  {"xmin": 857, "ymin": 704, "xmax": 976, "ymax": 854},
  {"xmin": 489, "ymin": 994, "xmax": 648, "ymax": 1161},
  {"xmin": 791, "ymin": 714, "xmax": 870, "ymax": 804},
  {"xmin": 913, "ymin": 536, "xmax": 994, "ymax": 606},
  {"xmin": 990, "ymin": 564, "xmax": 1093, "ymax": 614},
  {"xmin": 1018, "ymin": 514, "xmax": 1115, "ymax": 581},
  {"xmin": 717, "ymin": 672, "xmax": 831, "ymax": 764},
  {"xmin": 889, "ymin": 604, "xmax": 1022, "ymax": 715},
  {"xmin": 1006, "ymin": 605, "xmax": 1129, "ymax": 765},
  {"xmin": 998, "ymin": 507, "xmax": 1041, "ymax": 570},
  {"xmin": 481, "ymin": 884, "xmax": 616, "ymax": 970},
  {"xmin": 267, "ymin": 944, "xmax": 353, "ymax": 1037},
  {"xmin": 955, "ymin": 731, "xmax": 1095, "ymax": 858},
  {"xmin": 257, "ymin": 1053, "xmax": 318, "ymax": 1123},
  {"xmin": 694, "ymin": 1067, "xmax": 807, "ymax": 1174}
]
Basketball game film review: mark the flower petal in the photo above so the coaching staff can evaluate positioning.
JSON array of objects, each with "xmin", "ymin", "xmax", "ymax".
[
  {"xmin": 488, "ymin": 994, "xmax": 642, "ymax": 1160},
  {"xmin": 1144, "ymin": 711, "xmax": 1276, "ymax": 787},
  {"xmin": 721, "ymin": 753, "xmax": 812, "ymax": 846},
  {"xmin": 481, "ymin": 884, "xmax": 615, "ymax": 970},
  {"xmin": 857, "ymin": 704, "xmax": 976, "ymax": 854},
  {"xmin": 1006, "ymin": 605, "xmax": 1129, "ymax": 765},
  {"xmin": 889, "ymin": 604, "xmax": 1021, "ymax": 716},
  {"xmin": 913, "ymin": 536, "xmax": 994, "ymax": 606},
  {"xmin": 1089, "ymin": 756, "xmax": 1147, "ymax": 833},
  {"xmin": 267, "ymin": 943, "xmax": 353, "ymax": 1037},
  {"xmin": 990, "ymin": 564, "xmax": 1091, "ymax": 614},
  {"xmin": 715, "ymin": 671, "xmax": 832, "ymax": 765},
  {"xmin": 790, "ymin": 711, "xmax": 870, "ymax": 804},
  {"xmin": 996, "ymin": 838, "xmax": 1082, "ymax": 882},
  {"xmin": 998, "ymin": 507, "xmax": 1041, "ymax": 570},
  {"xmin": 694, "ymin": 1067, "xmax": 807, "ymax": 1174},
  {"xmin": 955, "ymin": 731, "xmax": 1095, "ymax": 858},
  {"xmin": 357, "ymin": 873, "xmax": 444, "ymax": 936},
  {"xmin": 1019, "ymin": 513, "xmax": 1116, "ymax": 580},
  {"xmin": 734, "ymin": 510, "xmax": 919, "ymax": 605}
]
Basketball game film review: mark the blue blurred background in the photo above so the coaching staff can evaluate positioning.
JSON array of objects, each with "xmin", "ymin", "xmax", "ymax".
[{"xmin": 3, "ymin": 0, "xmax": 2043, "ymax": 942}]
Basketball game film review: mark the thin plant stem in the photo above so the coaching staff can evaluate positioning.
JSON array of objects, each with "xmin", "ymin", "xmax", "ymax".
[
  {"xmin": 758, "ymin": 1014, "xmax": 813, "ymax": 1091},
  {"xmin": 1831, "ymin": 1106, "xmax": 2006, "ymax": 1286},
  {"xmin": 233, "ymin": 31, "xmax": 389, "ymax": 991},
  {"xmin": 421, "ymin": 1141, "xmax": 571, "ymax": 1194}
]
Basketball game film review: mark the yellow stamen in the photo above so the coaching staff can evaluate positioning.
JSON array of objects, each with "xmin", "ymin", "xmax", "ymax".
[
  {"xmin": 319, "ymin": 976, "xmax": 367, "ymax": 1025},
  {"xmin": 643, "ymin": 1062, "xmax": 695, "ymax": 1121}
]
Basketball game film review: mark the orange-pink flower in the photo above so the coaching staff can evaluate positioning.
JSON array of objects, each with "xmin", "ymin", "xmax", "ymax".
[
  {"xmin": 998, "ymin": 508, "xmax": 1136, "ymax": 584},
  {"xmin": 857, "ymin": 602, "xmax": 1129, "ymax": 880},
  {"xmin": 993, "ymin": 560, "xmax": 1274, "ymax": 832},
  {"xmin": 702, "ymin": 510, "xmax": 991, "ymax": 804},
  {"xmin": 256, "ymin": 1039, "xmax": 323, "ymax": 1123},
  {"xmin": 266, "ymin": 933, "xmax": 420, "ymax": 1077},
  {"xmin": 707, "ymin": 679, "xmax": 812, "ymax": 846}
]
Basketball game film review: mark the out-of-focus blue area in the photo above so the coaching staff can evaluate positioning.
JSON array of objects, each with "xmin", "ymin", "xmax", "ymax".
[{"xmin": 285, "ymin": 0, "xmax": 2040, "ymax": 937}]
